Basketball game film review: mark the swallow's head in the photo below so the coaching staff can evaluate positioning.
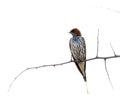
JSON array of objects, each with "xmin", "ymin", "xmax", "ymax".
[{"xmin": 69, "ymin": 28, "xmax": 82, "ymax": 36}]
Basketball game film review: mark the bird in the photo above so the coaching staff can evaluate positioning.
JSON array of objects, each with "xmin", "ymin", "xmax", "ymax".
[{"xmin": 69, "ymin": 28, "xmax": 88, "ymax": 93}]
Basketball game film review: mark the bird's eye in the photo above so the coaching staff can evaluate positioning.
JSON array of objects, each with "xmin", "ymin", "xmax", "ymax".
[{"xmin": 71, "ymin": 30, "xmax": 74, "ymax": 33}]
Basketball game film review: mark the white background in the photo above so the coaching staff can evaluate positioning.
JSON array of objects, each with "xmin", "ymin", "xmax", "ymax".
[{"xmin": 1, "ymin": 0, "xmax": 120, "ymax": 110}]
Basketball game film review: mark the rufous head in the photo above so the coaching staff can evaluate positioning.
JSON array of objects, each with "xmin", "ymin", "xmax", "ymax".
[{"xmin": 69, "ymin": 28, "xmax": 82, "ymax": 36}]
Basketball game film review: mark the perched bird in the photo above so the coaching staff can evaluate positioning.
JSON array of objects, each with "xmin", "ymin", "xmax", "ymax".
[{"xmin": 69, "ymin": 28, "xmax": 88, "ymax": 93}]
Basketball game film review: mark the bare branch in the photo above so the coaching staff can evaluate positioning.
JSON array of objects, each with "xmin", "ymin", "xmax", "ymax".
[
  {"xmin": 96, "ymin": 29, "xmax": 99, "ymax": 57},
  {"xmin": 104, "ymin": 59, "xmax": 113, "ymax": 89},
  {"xmin": 8, "ymin": 68, "xmax": 29, "ymax": 92},
  {"xmin": 110, "ymin": 42, "xmax": 116, "ymax": 56},
  {"xmin": 86, "ymin": 55, "xmax": 120, "ymax": 61},
  {"xmin": 8, "ymin": 54, "xmax": 120, "ymax": 92},
  {"xmin": 8, "ymin": 61, "xmax": 72, "ymax": 92}
]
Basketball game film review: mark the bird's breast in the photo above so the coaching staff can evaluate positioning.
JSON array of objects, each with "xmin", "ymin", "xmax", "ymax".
[{"xmin": 70, "ymin": 38, "xmax": 85, "ymax": 61}]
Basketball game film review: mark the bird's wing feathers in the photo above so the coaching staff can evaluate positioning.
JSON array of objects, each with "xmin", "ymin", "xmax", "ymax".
[
  {"xmin": 69, "ymin": 37, "xmax": 86, "ymax": 81},
  {"xmin": 75, "ymin": 60, "xmax": 86, "ymax": 81}
]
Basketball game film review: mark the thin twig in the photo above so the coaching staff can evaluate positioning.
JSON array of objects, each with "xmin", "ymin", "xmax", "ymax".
[
  {"xmin": 8, "ymin": 68, "xmax": 29, "ymax": 92},
  {"xmin": 96, "ymin": 29, "xmax": 99, "ymax": 57},
  {"xmin": 104, "ymin": 59, "xmax": 113, "ymax": 89},
  {"xmin": 110, "ymin": 42, "xmax": 116, "ymax": 56},
  {"xmin": 8, "ymin": 61, "xmax": 72, "ymax": 92}
]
